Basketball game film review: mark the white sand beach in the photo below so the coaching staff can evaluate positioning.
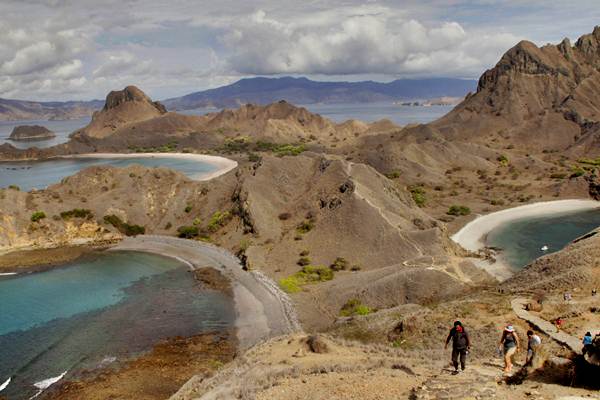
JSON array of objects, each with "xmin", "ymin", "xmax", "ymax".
[
  {"xmin": 63, "ymin": 153, "xmax": 238, "ymax": 181},
  {"xmin": 451, "ymin": 199, "xmax": 600, "ymax": 280}
]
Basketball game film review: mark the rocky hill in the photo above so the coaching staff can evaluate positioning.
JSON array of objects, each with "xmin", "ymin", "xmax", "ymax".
[
  {"xmin": 162, "ymin": 76, "xmax": 476, "ymax": 110},
  {"xmin": 0, "ymin": 97, "xmax": 102, "ymax": 121},
  {"xmin": 8, "ymin": 125, "xmax": 55, "ymax": 141}
]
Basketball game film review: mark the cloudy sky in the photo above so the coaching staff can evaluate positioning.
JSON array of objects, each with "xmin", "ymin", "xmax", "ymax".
[{"xmin": 1, "ymin": 0, "xmax": 599, "ymax": 101}]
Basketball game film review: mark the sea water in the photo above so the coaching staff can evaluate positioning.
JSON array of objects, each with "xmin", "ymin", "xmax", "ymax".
[
  {"xmin": 486, "ymin": 208, "xmax": 600, "ymax": 269},
  {"xmin": 0, "ymin": 117, "xmax": 90, "ymax": 149},
  {"xmin": 0, "ymin": 156, "xmax": 217, "ymax": 190},
  {"xmin": 0, "ymin": 251, "xmax": 234, "ymax": 399}
]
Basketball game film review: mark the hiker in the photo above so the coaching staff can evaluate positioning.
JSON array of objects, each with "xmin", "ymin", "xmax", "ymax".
[
  {"xmin": 582, "ymin": 332, "xmax": 593, "ymax": 355},
  {"xmin": 592, "ymin": 288, "xmax": 597, "ymax": 297},
  {"xmin": 526, "ymin": 330, "xmax": 541, "ymax": 365},
  {"xmin": 444, "ymin": 320, "xmax": 471, "ymax": 374},
  {"xmin": 555, "ymin": 317, "xmax": 563, "ymax": 331},
  {"xmin": 499, "ymin": 325, "xmax": 520, "ymax": 373}
]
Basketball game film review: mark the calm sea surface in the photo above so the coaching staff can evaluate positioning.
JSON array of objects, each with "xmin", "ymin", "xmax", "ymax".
[
  {"xmin": 486, "ymin": 208, "xmax": 600, "ymax": 269},
  {"xmin": 0, "ymin": 251, "xmax": 234, "ymax": 399}
]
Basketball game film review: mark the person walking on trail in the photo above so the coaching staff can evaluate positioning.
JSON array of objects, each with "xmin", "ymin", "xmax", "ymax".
[
  {"xmin": 582, "ymin": 332, "xmax": 593, "ymax": 355},
  {"xmin": 445, "ymin": 320, "xmax": 471, "ymax": 374},
  {"xmin": 526, "ymin": 330, "xmax": 541, "ymax": 365},
  {"xmin": 499, "ymin": 325, "xmax": 520, "ymax": 373}
]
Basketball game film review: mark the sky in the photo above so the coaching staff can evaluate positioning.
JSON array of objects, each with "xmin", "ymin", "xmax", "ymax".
[{"xmin": 0, "ymin": 0, "xmax": 599, "ymax": 101}]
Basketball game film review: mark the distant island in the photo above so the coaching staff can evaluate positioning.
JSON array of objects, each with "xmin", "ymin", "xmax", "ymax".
[
  {"xmin": 162, "ymin": 76, "xmax": 476, "ymax": 110},
  {"xmin": 8, "ymin": 125, "xmax": 56, "ymax": 141}
]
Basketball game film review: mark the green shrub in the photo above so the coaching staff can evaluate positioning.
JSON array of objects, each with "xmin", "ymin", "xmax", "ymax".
[
  {"xmin": 103, "ymin": 214, "xmax": 145, "ymax": 236},
  {"xmin": 177, "ymin": 225, "xmax": 199, "ymax": 239},
  {"xmin": 570, "ymin": 167, "xmax": 585, "ymax": 178},
  {"xmin": 184, "ymin": 205, "xmax": 193, "ymax": 213},
  {"xmin": 385, "ymin": 171, "xmax": 401, "ymax": 179},
  {"xmin": 296, "ymin": 220, "xmax": 315, "ymax": 234},
  {"xmin": 330, "ymin": 257, "xmax": 348, "ymax": 271},
  {"xmin": 60, "ymin": 208, "xmax": 93, "ymax": 220},
  {"xmin": 340, "ymin": 298, "xmax": 372, "ymax": 317},
  {"xmin": 447, "ymin": 205, "xmax": 471, "ymax": 216},
  {"xmin": 497, "ymin": 154, "xmax": 509, "ymax": 166},
  {"xmin": 248, "ymin": 152, "xmax": 261, "ymax": 162},
  {"xmin": 409, "ymin": 186, "xmax": 426, "ymax": 207},
  {"xmin": 8, "ymin": 185, "xmax": 20, "ymax": 191},
  {"xmin": 550, "ymin": 173, "xmax": 566, "ymax": 179},
  {"xmin": 279, "ymin": 265, "xmax": 335, "ymax": 293},
  {"xmin": 31, "ymin": 211, "xmax": 46, "ymax": 222},
  {"xmin": 577, "ymin": 157, "xmax": 600, "ymax": 166},
  {"xmin": 273, "ymin": 144, "xmax": 306, "ymax": 157},
  {"xmin": 299, "ymin": 250, "xmax": 310, "ymax": 256},
  {"xmin": 207, "ymin": 210, "xmax": 232, "ymax": 232},
  {"xmin": 297, "ymin": 257, "xmax": 311, "ymax": 266}
]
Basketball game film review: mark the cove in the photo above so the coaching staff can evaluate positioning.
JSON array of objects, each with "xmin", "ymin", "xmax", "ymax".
[
  {"xmin": 0, "ymin": 251, "xmax": 235, "ymax": 399},
  {"xmin": 0, "ymin": 154, "xmax": 219, "ymax": 191},
  {"xmin": 486, "ymin": 208, "xmax": 600, "ymax": 270}
]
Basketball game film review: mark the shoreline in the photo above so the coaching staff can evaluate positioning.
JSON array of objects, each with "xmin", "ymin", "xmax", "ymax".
[
  {"xmin": 451, "ymin": 199, "xmax": 600, "ymax": 280},
  {"xmin": 110, "ymin": 235, "xmax": 301, "ymax": 350},
  {"xmin": 59, "ymin": 152, "xmax": 239, "ymax": 181}
]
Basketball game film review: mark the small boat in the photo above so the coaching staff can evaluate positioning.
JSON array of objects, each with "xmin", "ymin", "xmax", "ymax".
[
  {"xmin": 541, "ymin": 245, "xmax": 549, "ymax": 251},
  {"xmin": 0, "ymin": 377, "xmax": 11, "ymax": 391}
]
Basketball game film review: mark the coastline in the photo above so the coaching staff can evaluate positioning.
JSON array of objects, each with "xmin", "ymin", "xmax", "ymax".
[
  {"xmin": 60, "ymin": 152, "xmax": 239, "ymax": 181},
  {"xmin": 451, "ymin": 199, "xmax": 600, "ymax": 280},
  {"xmin": 110, "ymin": 235, "xmax": 301, "ymax": 350}
]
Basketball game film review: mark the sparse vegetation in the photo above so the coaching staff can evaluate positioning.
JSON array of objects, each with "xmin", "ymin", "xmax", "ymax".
[
  {"xmin": 297, "ymin": 256, "xmax": 311, "ymax": 266},
  {"xmin": 177, "ymin": 225, "xmax": 199, "ymax": 239},
  {"xmin": 409, "ymin": 186, "xmax": 426, "ymax": 207},
  {"xmin": 207, "ymin": 210, "xmax": 232, "ymax": 232},
  {"xmin": 330, "ymin": 257, "xmax": 348, "ymax": 271},
  {"xmin": 184, "ymin": 205, "xmax": 193, "ymax": 213},
  {"xmin": 255, "ymin": 141, "xmax": 306, "ymax": 156},
  {"xmin": 385, "ymin": 170, "xmax": 401, "ymax": 179},
  {"xmin": 30, "ymin": 211, "xmax": 46, "ymax": 222},
  {"xmin": 340, "ymin": 298, "xmax": 372, "ymax": 316},
  {"xmin": 447, "ymin": 205, "xmax": 471, "ymax": 216},
  {"xmin": 103, "ymin": 214, "xmax": 145, "ymax": 236},
  {"xmin": 550, "ymin": 172, "xmax": 566, "ymax": 179},
  {"xmin": 279, "ymin": 265, "xmax": 335, "ymax": 293},
  {"xmin": 570, "ymin": 166, "xmax": 585, "ymax": 178},
  {"xmin": 8, "ymin": 185, "xmax": 20, "ymax": 191},
  {"xmin": 296, "ymin": 219, "xmax": 315, "ymax": 234},
  {"xmin": 60, "ymin": 208, "xmax": 93, "ymax": 220},
  {"xmin": 497, "ymin": 154, "xmax": 509, "ymax": 166}
]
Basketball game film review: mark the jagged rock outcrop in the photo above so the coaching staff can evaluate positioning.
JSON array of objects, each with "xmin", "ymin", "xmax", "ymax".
[{"xmin": 71, "ymin": 86, "xmax": 168, "ymax": 139}]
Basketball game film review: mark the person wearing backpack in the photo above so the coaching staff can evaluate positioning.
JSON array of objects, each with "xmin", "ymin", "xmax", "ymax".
[
  {"xmin": 445, "ymin": 320, "xmax": 471, "ymax": 374},
  {"xmin": 499, "ymin": 325, "xmax": 520, "ymax": 373}
]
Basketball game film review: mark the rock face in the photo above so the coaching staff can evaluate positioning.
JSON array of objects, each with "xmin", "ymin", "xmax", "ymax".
[
  {"xmin": 72, "ymin": 86, "xmax": 168, "ymax": 139},
  {"xmin": 428, "ymin": 26, "xmax": 600, "ymax": 154},
  {"xmin": 8, "ymin": 125, "xmax": 55, "ymax": 141}
]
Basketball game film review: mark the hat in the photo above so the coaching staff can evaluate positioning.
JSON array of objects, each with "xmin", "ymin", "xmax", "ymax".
[{"xmin": 505, "ymin": 325, "xmax": 515, "ymax": 332}]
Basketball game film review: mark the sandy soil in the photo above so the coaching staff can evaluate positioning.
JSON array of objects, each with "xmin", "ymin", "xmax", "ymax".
[
  {"xmin": 451, "ymin": 199, "xmax": 600, "ymax": 280},
  {"xmin": 63, "ymin": 152, "xmax": 238, "ymax": 181}
]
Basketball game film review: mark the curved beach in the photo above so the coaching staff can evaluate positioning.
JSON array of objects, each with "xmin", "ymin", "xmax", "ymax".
[
  {"xmin": 111, "ymin": 235, "xmax": 301, "ymax": 350},
  {"xmin": 63, "ymin": 153, "xmax": 238, "ymax": 181},
  {"xmin": 451, "ymin": 199, "xmax": 600, "ymax": 280}
]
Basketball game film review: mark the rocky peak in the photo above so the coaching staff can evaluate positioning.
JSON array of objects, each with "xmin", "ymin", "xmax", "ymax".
[{"xmin": 103, "ymin": 85, "xmax": 166, "ymax": 114}]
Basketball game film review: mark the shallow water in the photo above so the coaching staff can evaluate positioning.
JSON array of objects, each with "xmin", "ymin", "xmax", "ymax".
[
  {"xmin": 0, "ymin": 251, "xmax": 234, "ymax": 399},
  {"xmin": 0, "ymin": 156, "xmax": 217, "ymax": 190},
  {"xmin": 486, "ymin": 208, "xmax": 600, "ymax": 269},
  {"xmin": 0, "ymin": 117, "xmax": 90, "ymax": 149}
]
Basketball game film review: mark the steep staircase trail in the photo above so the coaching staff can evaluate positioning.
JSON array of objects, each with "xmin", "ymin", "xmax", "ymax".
[{"xmin": 511, "ymin": 298, "xmax": 582, "ymax": 354}]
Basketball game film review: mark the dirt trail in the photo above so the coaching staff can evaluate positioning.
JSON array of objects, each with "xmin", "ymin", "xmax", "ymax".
[{"xmin": 511, "ymin": 298, "xmax": 582, "ymax": 354}]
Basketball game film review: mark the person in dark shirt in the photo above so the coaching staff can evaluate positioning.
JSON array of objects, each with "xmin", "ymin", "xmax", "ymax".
[{"xmin": 445, "ymin": 320, "xmax": 471, "ymax": 374}]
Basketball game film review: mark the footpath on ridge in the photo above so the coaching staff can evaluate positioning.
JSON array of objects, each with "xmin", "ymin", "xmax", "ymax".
[{"xmin": 511, "ymin": 298, "xmax": 582, "ymax": 355}]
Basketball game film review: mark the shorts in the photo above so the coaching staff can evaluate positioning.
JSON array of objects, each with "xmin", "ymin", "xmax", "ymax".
[{"xmin": 504, "ymin": 346, "xmax": 517, "ymax": 358}]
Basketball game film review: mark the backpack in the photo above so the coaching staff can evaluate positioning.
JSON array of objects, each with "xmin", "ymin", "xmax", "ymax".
[{"xmin": 453, "ymin": 328, "xmax": 468, "ymax": 349}]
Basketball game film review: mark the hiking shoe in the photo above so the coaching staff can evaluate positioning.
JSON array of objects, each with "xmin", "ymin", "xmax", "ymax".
[{"xmin": 452, "ymin": 370, "xmax": 459, "ymax": 375}]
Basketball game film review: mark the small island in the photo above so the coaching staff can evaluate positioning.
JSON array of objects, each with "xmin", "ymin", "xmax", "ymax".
[{"xmin": 8, "ymin": 125, "xmax": 56, "ymax": 141}]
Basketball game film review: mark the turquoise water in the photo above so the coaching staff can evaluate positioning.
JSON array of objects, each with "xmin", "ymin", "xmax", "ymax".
[
  {"xmin": 0, "ymin": 251, "xmax": 234, "ymax": 399},
  {"xmin": 0, "ymin": 117, "xmax": 90, "ymax": 149},
  {"xmin": 0, "ymin": 156, "xmax": 217, "ymax": 190},
  {"xmin": 486, "ymin": 208, "xmax": 600, "ymax": 269}
]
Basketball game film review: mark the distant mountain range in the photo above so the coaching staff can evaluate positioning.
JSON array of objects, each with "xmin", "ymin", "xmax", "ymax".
[
  {"xmin": 162, "ymin": 77, "xmax": 477, "ymax": 110},
  {"xmin": 0, "ymin": 98, "xmax": 103, "ymax": 121},
  {"xmin": 0, "ymin": 76, "xmax": 476, "ymax": 121}
]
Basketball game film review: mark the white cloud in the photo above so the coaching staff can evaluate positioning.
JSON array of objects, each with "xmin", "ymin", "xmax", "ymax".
[{"xmin": 219, "ymin": 7, "xmax": 518, "ymax": 77}]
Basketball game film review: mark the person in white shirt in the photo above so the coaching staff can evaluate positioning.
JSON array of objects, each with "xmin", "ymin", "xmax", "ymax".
[{"xmin": 526, "ymin": 330, "xmax": 542, "ymax": 365}]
